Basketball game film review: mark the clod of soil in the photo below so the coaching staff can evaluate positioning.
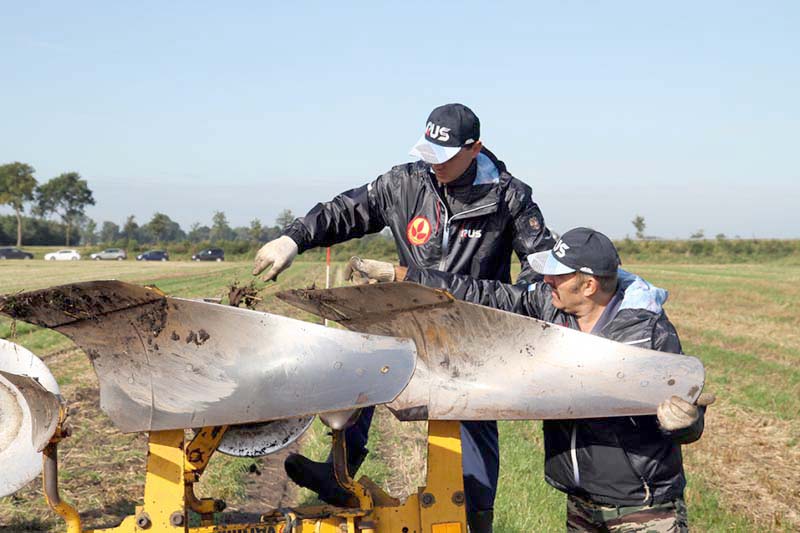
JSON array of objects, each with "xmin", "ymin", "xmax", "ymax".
[{"xmin": 227, "ymin": 281, "xmax": 261, "ymax": 309}]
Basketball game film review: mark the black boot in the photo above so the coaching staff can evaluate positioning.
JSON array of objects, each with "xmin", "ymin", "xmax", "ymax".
[
  {"xmin": 467, "ymin": 510, "xmax": 494, "ymax": 533},
  {"xmin": 284, "ymin": 449, "xmax": 367, "ymax": 507}
]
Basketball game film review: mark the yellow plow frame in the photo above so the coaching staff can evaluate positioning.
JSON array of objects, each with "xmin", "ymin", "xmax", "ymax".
[{"xmin": 43, "ymin": 421, "xmax": 466, "ymax": 533}]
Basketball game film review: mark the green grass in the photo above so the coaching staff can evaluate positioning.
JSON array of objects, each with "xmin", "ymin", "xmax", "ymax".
[
  {"xmin": 494, "ymin": 421, "xmax": 768, "ymax": 532},
  {"xmin": 494, "ymin": 421, "xmax": 563, "ymax": 532},
  {"xmin": 1, "ymin": 259, "xmax": 798, "ymax": 532}
]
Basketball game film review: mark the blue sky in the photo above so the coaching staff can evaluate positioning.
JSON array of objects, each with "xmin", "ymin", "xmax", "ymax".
[{"xmin": 1, "ymin": 1, "xmax": 798, "ymax": 238}]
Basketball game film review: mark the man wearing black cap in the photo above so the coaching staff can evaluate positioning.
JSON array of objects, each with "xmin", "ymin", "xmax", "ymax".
[
  {"xmin": 253, "ymin": 103, "xmax": 555, "ymax": 531},
  {"xmin": 349, "ymin": 227, "xmax": 707, "ymax": 532}
]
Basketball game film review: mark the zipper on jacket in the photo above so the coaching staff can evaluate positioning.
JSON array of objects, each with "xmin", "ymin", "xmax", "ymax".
[
  {"xmin": 613, "ymin": 429, "xmax": 654, "ymax": 505},
  {"xmin": 642, "ymin": 478, "xmax": 652, "ymax": 504},
  {"xmin": 429, "ymin": 177, "xmax": 499, "ymax": 271},
  {"xmin": 437, "ymin": 195, "xmax": 450, "ymax": 271},
  {"xmin": 570, "ymin": 424, "xmax": 580, "ymax": 487},
  {"xmin": 438, "ymin": 200, "xmax": 499, "ymax": 270}
]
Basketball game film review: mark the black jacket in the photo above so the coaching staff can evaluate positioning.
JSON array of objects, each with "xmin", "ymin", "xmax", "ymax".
[
  {"xmin": 282, "ymin": 148, "xmax": 554, "ymax": 283},
  {"xmin": 404, "ymin": 267, "xmax": 705, "ymax": 507}
]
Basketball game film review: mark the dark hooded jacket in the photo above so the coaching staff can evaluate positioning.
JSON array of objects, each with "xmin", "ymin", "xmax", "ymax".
[
  {"xmin": 403, "ymin": 266, "xmax": 705, "ymax": 507},
  {"xmin": 282, "ymin": 148, "xmax": 554, "ymax": 284}
]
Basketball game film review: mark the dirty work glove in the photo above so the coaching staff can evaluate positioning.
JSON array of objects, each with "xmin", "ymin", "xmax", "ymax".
[
  {"xmin": 344, "ymin": 256, "xmax": 396, "ymax": 285},
  {"xmin": 657, "ymin": 395, "xmax": 700, "ymax": 431},
  {"xmin": 252, "ymin": 236, "xmax": 298, "ymax": 281}
]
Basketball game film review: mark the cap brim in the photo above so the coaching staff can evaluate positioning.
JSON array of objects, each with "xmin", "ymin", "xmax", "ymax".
[
  {"xmin": 526, "ymin": 251, "xmax": 576, "ymax": 275},
  {"xmin": 409, "ymin": 134, "xmax": 461, "ymax": 164}
]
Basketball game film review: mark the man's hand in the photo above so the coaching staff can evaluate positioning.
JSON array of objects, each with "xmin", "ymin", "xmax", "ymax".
[
  {"xmin": 344, "ymin": 257, "xmax": 397, "ymax": 285},
  {"xmin": 657, "ymin": 396, "xmax": 700, "ymax": 431},
  {"xmin": 252, "ymin": 236, "xmax": 299, "ymax": 281}
]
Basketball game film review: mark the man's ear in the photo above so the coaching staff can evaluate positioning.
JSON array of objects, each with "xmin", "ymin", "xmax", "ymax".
[
  {"xmin": 469, "ymin": 140, "xmax": 483, "ymax": 158},
  {"xmin": 583, "ymin": 277, "xmax": 599, "ymax": 297}
]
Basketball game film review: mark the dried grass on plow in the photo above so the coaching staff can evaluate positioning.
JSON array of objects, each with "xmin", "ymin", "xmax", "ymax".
[
  {"xmin": 684, "ymin": 399, "xmax": 800, "ymax": 530},
  {"xmin": 371, "ymin": 407, "xmax": 428, "ymax": 498}
]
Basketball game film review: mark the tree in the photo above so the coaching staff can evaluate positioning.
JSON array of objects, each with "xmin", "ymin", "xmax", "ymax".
[
  {"xmin": 82, "ymin": 218, "xmax": 97, "ymax": 245},
  {"xmin": 147, "ymin": 212, "xmax": 172, "ymax": 243},
  {"xmin": 211, "ymin": 210, "xmax": 233, "ymax": 242},
  {"xmin": 631, "ymin": 215, "xmax": 646, "ymax": 240},
  {"xmin": 690, "ymin": 229, "xmax": 705, "ymax": 240},
  {"xmin": 188, "ymin": 222, "xmax": 202, "ymax": 242},
  {"xmin": 188, "ymin": 223, "xmax": 210, "ymax": 242},
  {"xmin": 0, "ymin": 214, "xmax": 66, "ymax": 245},
  {"xmin": 35, "ymin": 172, "xmax": 95, "ymax": 245},
  {"xmin": 276, "ymin": 209, "xmax": 295, "ymax": 229},
  {"xmin": 123, "ymin": 215, "xmax": 138, "ymax": 244},
  {"xmin": 100, "ymin": 221, "xmax": 120, "ymax": 244},
  {"xmin": 249, "ymin": 218, "xmax": 263, "ymax": 242},
  {"xmin": 137, "ymin": 213, "xmax": 184, "ymax": 244},
  {"xmin": 0, "ymin": 162, "xmax": 38, "ymax": 246}
]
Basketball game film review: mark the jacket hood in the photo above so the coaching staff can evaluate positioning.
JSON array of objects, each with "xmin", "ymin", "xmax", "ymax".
[
  {"xmin": 617, "ymin": 269, "xmax": 668, "ymax": 314},
  {"xmin": 428, "ymin": 147, "xmax": 505, "ymax": 208}
]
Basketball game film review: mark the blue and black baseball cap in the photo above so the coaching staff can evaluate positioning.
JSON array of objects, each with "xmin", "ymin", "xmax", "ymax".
[
  {"xmin": 527, "ymin": 227, "xmax": 621, "ymax": 276},
  {"xmin": 409, "ymin": 103, "xmax": 480, "ymax": 164}
]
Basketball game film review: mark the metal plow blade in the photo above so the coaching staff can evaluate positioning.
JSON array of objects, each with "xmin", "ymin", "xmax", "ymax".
[
  {"xmin": 0, "ymin": 371, "xmax": 61, "ymax": 497},
  {"xmin": 0, "ymin": 281, "xmax": 417, "ymax": 433},
  {"xmin": 0, "ymin": 339, "xmax": 62, "ymax": 497},
  {"xmin": 278, "ymin": 282, "xmax": 706, "ymax": 421}
]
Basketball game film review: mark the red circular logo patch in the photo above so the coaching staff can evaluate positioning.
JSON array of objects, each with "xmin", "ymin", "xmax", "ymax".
[{"xmin": 407, "ymin": 216, "xmax": 432, "ymax": 246}]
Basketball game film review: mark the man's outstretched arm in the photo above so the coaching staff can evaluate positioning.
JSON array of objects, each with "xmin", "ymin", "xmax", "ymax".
[
  {"xmin": 346, "ymin": 257, "xmax": 542, "ymax": 317},
  {"xmin": 254, "ymin": 170, "xmax": 398, "ymax": 281}
]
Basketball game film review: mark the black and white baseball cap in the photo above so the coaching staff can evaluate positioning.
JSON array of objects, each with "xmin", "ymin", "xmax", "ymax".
[
  {"xmin": 409, "ymin": 103, "xmax": 480, "ymax": 164},
  {"xmin": 527, "ymin": 227, "xmax": 621, "ymax": 276}
]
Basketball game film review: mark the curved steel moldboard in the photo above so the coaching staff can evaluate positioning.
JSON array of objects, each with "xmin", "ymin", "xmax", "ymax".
[
  {"xmin": 0, "ymin": 340, "xmax": 61, "ymax": 497},
  {"xmin": 278, "ymin": 282, "xmax": 706, "ymax": 421},
  {"xmin": 0, "ymin": 371, "xmax": 60, "ymax": 452},
  {"xmin": 0, "ymin": 371, "xmax": 61, "ymax": 497},
  {"xmin": 0, "ymin": 281, "xmax": 417, "ymax": 433}
]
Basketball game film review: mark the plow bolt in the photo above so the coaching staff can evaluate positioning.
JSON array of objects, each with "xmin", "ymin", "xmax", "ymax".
[
  {"xmin": 135, "ymin": 512, "xmax": 151, "ymax": 529},
  {"xmin": 420, "ymin": 492, "xmax": 435, "ymax": 507}
]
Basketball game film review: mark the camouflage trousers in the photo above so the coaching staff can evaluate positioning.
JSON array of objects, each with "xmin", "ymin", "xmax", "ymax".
[{"xmin": 566, "ymin": 494, "xmax": 688, "ymax": 532}]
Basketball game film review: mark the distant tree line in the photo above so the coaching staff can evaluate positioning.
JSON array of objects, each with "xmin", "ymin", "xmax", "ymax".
[
  {"xmin": 0, "ymin": 160, "xmax": 301, "ymax": 248},
  {"xmin": 0, "ymin": 209, "xmax": 297, "ymax": 249},
  {"xmin": 0, "ymin": 162, "xmax": 94, "ymax": 246},
  {"xmin": 4, "ymin": 162, "xmax": 797, "ymax": 265},
  {"xmin": 80, "ymin": 209, "xmax": 294, "ymax": 250}
]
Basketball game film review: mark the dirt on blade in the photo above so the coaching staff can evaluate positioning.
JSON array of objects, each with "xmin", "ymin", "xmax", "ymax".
[
  {"xmin": 227, "ymin": 280, "xmax": 261, "ymax": 309},
  {"xmin": 0, "ymin": 262, "xmax": 329, "ymax": 531}
]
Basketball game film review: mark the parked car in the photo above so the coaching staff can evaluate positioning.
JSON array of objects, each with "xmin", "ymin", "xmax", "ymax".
[
  {"xmin": 90, "ymin": 248, "xmax": 127, "ymax": 261},
  {"xmin": 192, "ymin": 248, "xmax": 225, "ymax": 262},
  {"xmin": 0, "ymin": 247, "xmax": 34, "ymax": 260},
  {"xmin": 44, "ymin": 249, "xmax": 81, "ymax": 261},
  {"xmin": 136, "ymin": 250, "xmax": 169, "ymax": 261}
]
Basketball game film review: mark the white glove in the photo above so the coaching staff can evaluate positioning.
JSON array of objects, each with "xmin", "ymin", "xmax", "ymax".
[
  {"xmin": 252, "ymin": 236, "xmax": 299, "ymax": 281},
  {"xmin": 344, "ymin": 256, "xmax": 396, "ymax": 285},
  {"xmin": 657, "ymin": 396, "xmax": 700, "ymax": 431}
]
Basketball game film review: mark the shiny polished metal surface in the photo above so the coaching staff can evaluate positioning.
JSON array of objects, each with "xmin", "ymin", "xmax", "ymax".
[
  {"xmin": 0, "ymin": 281, "xmax": 417, "ymax": 433},
  {"xmin": 279, "ymin": 282, "xmax": 706, "ymax": 421}
]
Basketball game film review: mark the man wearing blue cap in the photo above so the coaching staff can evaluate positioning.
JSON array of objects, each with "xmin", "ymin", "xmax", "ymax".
[
  {"xmin": 253, "ymin": 103, "xmax": 555, "ymax": 531},
  {"xmin": 348, "ymin": 227, "xmax": 708, "ymax": 532}
]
